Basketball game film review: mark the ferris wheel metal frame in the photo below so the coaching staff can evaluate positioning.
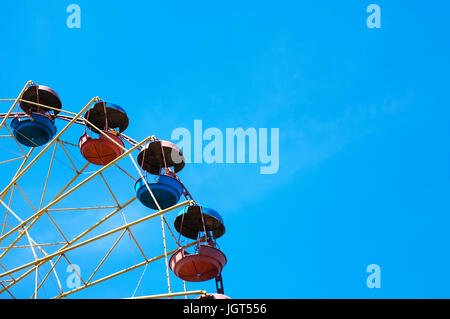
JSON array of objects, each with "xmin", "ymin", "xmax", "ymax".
[{"xmin": 0, "ymin": 80, "xmax": 226, "ymax": 299}]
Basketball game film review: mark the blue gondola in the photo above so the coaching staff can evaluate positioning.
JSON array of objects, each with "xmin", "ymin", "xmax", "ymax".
[
  {"xmin": 135, "ymin": 174, "xmax": 183, "ymax": 210},
  {"xmin": 10, "ymin": 113, "xmax": 57, "ymax": 147},
  {"xmin": 11, "ymin": 84, "xmax": 61, "ymax": 147}
]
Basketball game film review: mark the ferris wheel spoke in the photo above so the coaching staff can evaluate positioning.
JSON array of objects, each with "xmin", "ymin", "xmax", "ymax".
[
  {"xmin": 3, "ymin": 124, "xmax": 28, "ymax": 158},
  {"xmin": 0, "ymin": 156, "xmax": 27, "ymax": 166},
  {"xmin": 22, "ymin": 228, "xmax": 40, "ymax": 299},
  {"xmin": 0, "ymin": 96, "xmax": 97, "ymax": 203},
  {"xmin": 132, "ymin": 263, "xmax": 148, "ymax": 298},
  {"xmin": 47, "ymin": 205, "xmax": 119, "ymax": 212},
  {"xmin": 128, "ymin": 290, "xmax": 207, "ymax": 300},
  {"xmin": 53, "ymin": 239, "xmax": 199, "ymax": 299},
  {"xmin": 0, "ymin": 199, "xmax": 191, "ymax": 282},
  {"xmin": 0, "ymin": 211, "xmax": 64, "ymax": 299},
  {"xmin": 61, "ymin": 254, "xmax": 85, "ymax": 286},
  {"xmin": 113, "ymin": 163, "xmax": 138, "ymax": 182},
  {"xmin": 27, "ymin": 237, "xmax": 66, "ymax": 299},
  {"xmin": 0, "ymin": 162, "xmax": 91, "ymax": 248},
  {"xmin": 52, "ymin": 197, "xmax": 137, "ymax": 258},
  {"xmin": 18, "ymin": 98, "xmax": 78, "ymax": 117},
  {"xmin": 38, "ymin": 141, "xmax": 58, "ymax": 211},
  {"xmin": 0, "ymin": 234, "xmax": 66, "ymax": 298},
  {"xmin": 0, "ymin": 81, "xmax": 33, "ymax": 132},
  {"xmin": 99, "ymin": 172, "xmax": 121, "ymax": 208},
  {"xmin": 0, "ymin": 196, "xmax": 37, "ymax": 260},
  {"xmin": 1, "ymin": 181, "xmax": 71, "ymax": 257},
  {"xmin": 30, "ymin": 254, "xmax": 64, "ymax": 299},
  {"xmin": 57, "ymin": 140, "xmax": 79, "ymax": 172},
  {"xmin": 0, "ymin": 242, "xmax": 66, "ymax": 250},
  {"xmin": 58, "ymin": 140, "xmax": 79, "ymax": 148},
  {"xmin": 126, "ymin": 228, "xmax": 148, "ymax": 263},
  {"xmin": 0, "ymin": 281, "xmax": 15, "ymax": 298},
  {"xmin": 0, "ymin": 262, "xmax": 17, "ymax": 289},
  {"xmin": 0, "ymin": 184, "xmax": 15, "ymax": 238},
  {"xmin": 86, "ymin": 229, "xmax": 128, "ymax": 284},
  {"xmin": 0, "ymin": 149, "xmax": 34, "ymax": 205}
]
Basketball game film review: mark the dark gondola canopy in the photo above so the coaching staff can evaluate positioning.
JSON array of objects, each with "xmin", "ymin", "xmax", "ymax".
[
  {"xmin": 11, "ymin": 84, "xmax": 60, "ymax": 147},
  {"xmin": 137, "ymin": 140, "xmax": 185, "ymax": 175},
  {"xmin": 83, "ymin": 101, "xmax": 129, "ymax": 133},
  {"xmin": 19, "ymin": 85, "xmax": 62, "ymax": 115}
]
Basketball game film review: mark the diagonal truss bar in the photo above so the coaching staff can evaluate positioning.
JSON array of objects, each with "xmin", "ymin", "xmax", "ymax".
[
  {"xmin": 39, "ymin": 141, "xmax": 58, "ymax": 210},
  {"xmin": 0, "ymin": 162, "xmax": 90, "ymax": 255},
  {"xmin": 0, "ymin": 196, "xmax": 136, "ymax": 293},
  {"xmin": 18, "ymin": 99, "xmax": 78, "ymax": 116},
  {"xmin": 0, "ymin": 209, "xmax": 65, "ymax": 298},
  {"xmin": 0, "ymin": 134, "xmax": 152, "ymax": 250},
  {"xmin": 0, "ymin": 81, "xmax": 32, "ymax": 131},
  {"xmin": 0, "ymin": 96, "xmax": 99, "ymax": 201},
  {"xmin": 86, "ymin": 229, "xmax": 127, "ymax": 284},
  {"xmin": 54, "ymin": 240, "xmax": 198, "ymax": 299},
  {"xmin": 0, "ymin": 148, "xmax": 34, "ymax": 203},
  {"xmin": 0, "ymin": 200, "xmax": 192, "ymax": 281}
]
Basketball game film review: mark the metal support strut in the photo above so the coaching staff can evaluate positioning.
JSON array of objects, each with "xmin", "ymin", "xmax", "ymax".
[{"xmin": 215, "ymin": 273, "xmax": 224, "ymax": 295}]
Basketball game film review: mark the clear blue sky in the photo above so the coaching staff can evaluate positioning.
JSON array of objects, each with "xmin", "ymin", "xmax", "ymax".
[{"xmin": 0, "ymin": 0, "xmax": 449, "ymax": 298}]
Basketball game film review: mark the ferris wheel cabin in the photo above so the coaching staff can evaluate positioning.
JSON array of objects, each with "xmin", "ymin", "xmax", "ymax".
[
  {"xmin": 170, "ymin": 205, "xmax": 227, "ymax": 283},
  {"xmin": 134, "ymin": 139, "xmax": 186, "ymax": 210},
  {"xmin": 169, "ymin": 243, "xmax": 227, "ymax": 282},
  {"xmin": 136, "ymin": 140, "xmax": 185, "ymax": 175},
  {"xmin": 174, "ymin": 205, "xmax": 225, "ymax": 240},
  {"xmin": 79, "ymin": 101, "xmax": 128, "ymax": 166},
  {"xmin": 10, "ymin": 85, "xmax": 61, "ymax": 147},
  {"xmin": 135, "ymin": 173, "xmax": 184, "ymax": 210}
]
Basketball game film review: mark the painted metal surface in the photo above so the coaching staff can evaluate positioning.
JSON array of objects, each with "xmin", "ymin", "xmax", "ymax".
[
  {"xmin": 135, "ymin": 174, "xmax": 183, "ymax": 210},
  {"xmin": 169, "ymin": 244, "xmax": 227, "ymax": 282},
  {"xmin": 174, "ymin": 205, "xmax": 225, "ymax": 240},
  {"xmin": 196, "ymin": 293, "xmax": 231, "ymax": 299},
  {"xmin": 19, "ymin": 85, "xmax": 62, "ymax": 115},
  {"xmin": 137, "ymin": 140, "xmax": 185, "ymax": 175},
  {"xmin": 10, "ymin": 113, "xmax": 57, "ymax": 147},
  {"xmin": 84, "ymin": 101, "xmax": 129, "ymax": 133},
  {"xmin": 79, "ymin": 132, "xmax": 125, "ymax": 165}
]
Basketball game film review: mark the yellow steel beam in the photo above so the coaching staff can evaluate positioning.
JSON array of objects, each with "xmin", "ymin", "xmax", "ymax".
[
  {"xmin": 0, "ymin": 81, "xmax": 32, "ymax": 130},
  {"xmin": 128, "ymin": 290, "xmax": 207, "ymax": 300},
  {"xmin": 54, "ymin": 240, "xmax": 198, "ymax": 299},
  {"xmin": 0, "ymin": 133, "xmax": 151, "ymax": 249},
  {"xmin": 0, "ymin": 199, "xmax": 192, "ymax": 279},
  {"xmin": 0, "ymin": 96, "xmax": 99, "ymax": 201}
]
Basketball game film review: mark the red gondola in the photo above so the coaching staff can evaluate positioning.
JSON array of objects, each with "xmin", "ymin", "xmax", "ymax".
[
  {"xmin": 169, "ymin": 243, "xmax": 227, "ymax": 282},
  {"xmin": 79, "ymin": 101, "xmax": 128, "ymax": 166},
  {"xmin": 170, "ymin": 205, "xmax": 227, "ymax": 283}
]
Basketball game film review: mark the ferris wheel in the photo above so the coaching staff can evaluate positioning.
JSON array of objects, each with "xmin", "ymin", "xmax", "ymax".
[{"xmin": 0, "ymin": 81, "xmax": 229, "ymax": 299}]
